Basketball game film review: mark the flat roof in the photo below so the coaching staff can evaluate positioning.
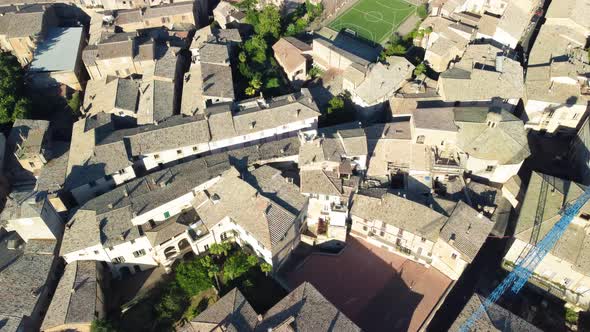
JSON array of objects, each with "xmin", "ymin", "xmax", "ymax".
[{"xmin": 30, "ymin": 27, "xmax": 83, "ymax": 72}]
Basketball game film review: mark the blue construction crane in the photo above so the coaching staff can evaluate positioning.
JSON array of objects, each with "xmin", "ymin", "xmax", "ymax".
[{"xmin": 459, "ymin": 187, "xmax": 590, "ymax": 332}]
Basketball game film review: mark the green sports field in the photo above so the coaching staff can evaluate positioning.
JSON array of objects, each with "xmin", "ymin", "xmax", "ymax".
[{"xmin": 329, "ymin": 0, "xmax": 416, "ymax": 44}]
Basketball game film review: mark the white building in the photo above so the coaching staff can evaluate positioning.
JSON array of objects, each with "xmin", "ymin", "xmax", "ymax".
[
  {"xmin": 60, "ymin": 156, "xmax": 306, "ymax": 277},
  {"xmin": 0, "ymin": 189, "xmax": 63, "ymax": 243},
  {"xmin": 504, "ymin": 172, "xmax": 590, "ymax": 309},
  {"xmin": 343, "ymin": 56, "xmax": 414, "ymax": 112},
  {"xmin": 523, "ymin": 0, "xmax": 590, "ymax": 135},
  {"xmin": 298, "ymin": 124, "xmax": 367, "ymax": 246},
  {"xmin": 351, "ymin": 192, "xmax": 494, "ymax": 280}
]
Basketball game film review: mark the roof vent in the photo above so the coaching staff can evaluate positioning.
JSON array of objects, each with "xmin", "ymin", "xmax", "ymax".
[
  {"xmin": 211, "ymin": 193, "xmax": 221, "ymax": 204},
  {"xmin": 250, "ymin": 121, "xmax": 256, "ymax": 129}
]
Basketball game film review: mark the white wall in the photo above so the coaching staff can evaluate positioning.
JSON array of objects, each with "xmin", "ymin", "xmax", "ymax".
[
  {"xmin": 506, "ymin": 238, "xmax": 590, "ymax": 309},
  {"xmin": 466, "ymin": 156, "xmax": 523, "ymax": 183},
  {"xmin": 524, "ymin": 99, "xmax": 587, "ymax": 134}
]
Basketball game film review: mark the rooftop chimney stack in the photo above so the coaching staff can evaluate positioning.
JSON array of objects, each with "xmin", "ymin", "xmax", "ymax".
[{"xmin": 495, "ymin": 55, "xmax": 504, "ymax": 73}]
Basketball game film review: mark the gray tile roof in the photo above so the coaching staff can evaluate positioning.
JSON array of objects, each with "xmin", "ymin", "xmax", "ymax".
[
  {"xmin": 2, "ymin": 4, "xmax": 55, "ymax": 38},
  {"xmin": 143, "ymin": 2, "xmax": 194, "ymax": 19},
  {"xmin": 0, "ymin": 239, "xmax": 57, "ymax": 332},
  {"xmin": 137, "ymin": 79, "xmax": 176, "ymax": 124},
  {"xmin": 244, "ymin": 166, "xmax": 307, "ymax": 216},
  {"xmin": 299, "ymin": 123, "xmax": 368, "ymax": 166},
  {"xmin": 61, "ymin": 157, "xmax": 232, "ymax": 254},
  {"xmin": 439, "ymin": 201, "xmax": 494, "ymax": 262},
  {"xmin": 257, "ymin": 282, "xmax": 361, "ymax": 332},
  {"xmin": 42, "ymin": 261, "xmax": 102, "ymax": 330},
  {"xmin": 438, "ymin": 43, "xmax": 524, "ymax": 101},
  {"xmin": 413, "ymin": 107, "xmax": 458, "ymax": 132},
  {"xmin": 455, "ymin": 107, "xmax": 530, "ymax": 165},
  {"xmin": 195, "ymin": 172, "xmax": 297, "ymax": 250},
  {"xmin": 364, "ymin": 120, "xmax": 412, "ymax": 140},
  {"xmin": 450, "ymin": 293, "xmax": 542, "ymax": 332},
  {"xmin": 514, "ymin": 172, "xmax": 590, "ymax": 275},
  {"xmin": 190, "ymin": 288, "xmax": 258, "ymax": 331},
  {"xmin": 126, "ymin": 114, "xmax": 210, "ymax": 155},
  {"xmin": 114, "ymin": 78, "xmax": 140, "ymax": 112},
  {"xmin": 144, "ymin": 209, "xmax": 196, "ymax": 246},
  {"xmin": 232, "ymin": 89, "xmax": 320, "ymax": 136},
  {"xmin": 95, "ymin": 33, "xmax": 135, "ymax": 60},
  {"xmin": 353, "ymin": 56, "xmax": 414, "ymax": 104},
  {"xmin": 0, "ymin": 189, "xmax": 43, "ymax": 223},
  {"xmin": 199, "ymin": 43, "xmax": 230, "ymax": 65},
  {"xmin": 200, "ymin": 63, "xmax": 235, "ymax": 100},
  {"xmin": 351, "ymin": 192, "xmax": 448, "ymax": 242},
  {"xmin": 154, "ymin": 46, "xmax": 181, "ymax": 80},
  {"xmin": 300, "ymin": 170, "xmax": 343, "ymax": 197},
  {"xmin": 35, "ymin": 141, "xmax": 69, "ymax": 194}
]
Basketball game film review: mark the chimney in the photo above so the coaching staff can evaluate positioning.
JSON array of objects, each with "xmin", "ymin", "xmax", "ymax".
[
  {"xmin": 477, "ymin": 212, "xmax": 484, "ymax": 219},
  {"xmin": 108, "ymin": 203, "xmax": 113, "ymax": 209},
  {"xmin": 495, "ymin": 55, "xmax": 504, "ymax": 73}
]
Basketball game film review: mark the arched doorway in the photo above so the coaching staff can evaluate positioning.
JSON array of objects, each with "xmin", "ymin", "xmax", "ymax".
[
  {"xmin": 119, "ymin": 266, "xmax": 131, "ymax": 278},
  {"xmin": 178, "ymin": 238, "xmax": 190, "ymax": 250},
  {"xmin": 164, "ymin": 246, "xmax": 177, "ymax": 259}
]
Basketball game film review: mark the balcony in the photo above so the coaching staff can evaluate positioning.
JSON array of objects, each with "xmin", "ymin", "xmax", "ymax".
[{"xmin": 431, "ymin": 148, "xmax": 464, "ymax": 174}]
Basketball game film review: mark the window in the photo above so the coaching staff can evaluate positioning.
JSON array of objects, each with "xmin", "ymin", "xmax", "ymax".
[
  {"xmin": 416, "ymin": 135, "xmax": 425, "ymax": 144},
  {"xmin": 564, "ymin": 277, "xmax": 572, "ymax": 286},
  {"xmin": 131, "ymin": 239, "xmax": 135, "ymax": 244},
  {"xmin": 112, "ymin": 256, "xmax": 125, "ymax": 264},
  {"xmin": 177, "ymin": 149, "xmax": 182, "ymax": 155},
  {"xmin": 164, "ymin": 211, "xmax": 170, "ymax": 218},
  {"xmin": 220, "ymin": 232, "xmax": 229, "ymax": 241},
  {"xmin": 379, "ymin": 231, "xmax": 385, "ymax": 237},
  {"xmin": 115, "ymin": 70, "xmax": 121, "ymax": 76},
  {"xmin": 108, "ymin": 246, "xmax": 114, "ymax": 251},
  {"xmin": 119, "ymin": 168, "xmax": 127, "ymax": 175},
  {"xmin": 193, "ymin": 146, "xmax": 198, "ymax": 152},
  {"xmin": 204, "ymin": 244, "xmax": 209, "ymax": 250},
  {"xmin": 94, "ymin": 250, "xmax": 99, "ymax": 254},
  {"xmin": 363, "ymin": 225, "xmax": 368, "ymax": 231},
  {"xmin": 486, "ymin": 165, "xmax": 495, "ymax": 172},
  {"xmin": 161, "ymin": 17, "xmax": 171, "ymax": 24},
  {"xmin": 573, "ymin": 113, "xmax": 579, "ymax": 120},
  {"xmin": 421, "ymin": 237, "xmax": 426, "ymax": 243},
  {"xmin": 133, "ymin": 249, "xmax": 146, "ymax": 258},
  {"xmin": 154, "ymin": 154, "xmax": 160, "ymax": 160},
  {"xmin": 581, "ymin": 213, "xmax": 590, "ymax": 221},
  {"xmin": 451, "ymin": 253, "xmax": 457, "ymax": 260},
  {"xmin": 29, "ymin": 161, "xmax": 36, "ymax": 168}
]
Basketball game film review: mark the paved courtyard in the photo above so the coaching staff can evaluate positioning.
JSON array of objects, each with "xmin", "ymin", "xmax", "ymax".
[{"xmin": 285, "ymin": 237, "xmax": 452, "ymax": 332}]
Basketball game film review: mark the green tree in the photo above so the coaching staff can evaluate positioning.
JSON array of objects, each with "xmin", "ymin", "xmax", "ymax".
[
  {"xmin": 255, "ymin": 5, "xmax": 281, "ymax": 39},
  {"xmin": 209, "ymin": 242, "xmax": 232, "ymax": 257},
  {"xmin": 247, "ymin": 255, "xmax": 258, "ymax": 267},
  {"xmin": 306, "ymin": 0, "xmax": 323, "ymax": 20},
  {"xmin": 67, "ymin": 91, "xmax": 81, "ymax": 114},
  {"xmin": 308, "ymin": 66, "xmax": 324, "ymax": 79},
  {"xmin": 417, "ymin": 4, "xmax": 428, "ymax": 19},
  {"xmin": 265, "ymin": 77, "xmax": 280, "ymax": 89},
  {"xmin": 327, "ymin": 96, "xmax": 345, "ymax": 115},
  {"xmin": 245, "ymin": 87, "xmax": 257, "ymax": 96},
  {"xmin": 413, "ymin": 62, "xmax": 427, "ymax": 76},
  {"xmin": 260, "ymin": 262, "xmax": 272, "ymax": 276},
  {"xmin": 0, "ymin": 52, "xmax": 31, "ymax": 124},
  {"xmin": 175, "ymin": 259, "xmax": 213, "ymax": 296},
  {"xmin": 201, "ymin": 255, "xmax": 221, "ymax": 290},
  {"xmin": 244, "ymin": 35, "xmax": 268, "ymax": 64},
  {"xmin": 91, "ymin": 319, "xmax": 116, "ymax": 332},
  {"xmin": 223, "ymin": 252, "xmax": 253, "ymax": 281},
  {"xmin": 155, "ymin": 283, "xmax": 188, "ymax": 323},
  {"xmin": 237, "ymin": 0, "xmax": 257, "ymax": 10}
]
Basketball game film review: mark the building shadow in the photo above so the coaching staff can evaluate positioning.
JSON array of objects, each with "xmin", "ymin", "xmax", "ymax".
[{"xmin": 283, "ymin": 237, "xmax": 441, "ymax": 332}]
